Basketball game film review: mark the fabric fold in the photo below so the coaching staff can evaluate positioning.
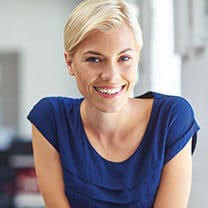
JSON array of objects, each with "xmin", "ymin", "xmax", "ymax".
[{"xmin": 63, "ymin": 167, "xmax": 161, "ymax": 204}]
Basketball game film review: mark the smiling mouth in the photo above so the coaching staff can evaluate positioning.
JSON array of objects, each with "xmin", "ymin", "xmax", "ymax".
[{"xmin": 94, "ymin": 85, "xmax": 125, "ymax": 95}]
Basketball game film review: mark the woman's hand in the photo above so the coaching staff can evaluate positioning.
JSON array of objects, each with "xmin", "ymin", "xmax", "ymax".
[{"xmin": 32, "ymin": 125, "xmax": 71, "ymax": 208}]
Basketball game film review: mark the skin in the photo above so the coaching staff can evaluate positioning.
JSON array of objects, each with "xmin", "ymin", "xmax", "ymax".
[
  {"xmin": 65, "ymin": 26, "xmax": 153, "ymax": 162},
  {"xmin": 66, "ymin": 26, "xmax": 141, "ymax": 114},
  {"xmin": 154, "ymin": 140, "xmax": 192, "ymax": 208},
  {"xmin": 32, "ymin": 25, "xmax": 192, "ymax": 207}
]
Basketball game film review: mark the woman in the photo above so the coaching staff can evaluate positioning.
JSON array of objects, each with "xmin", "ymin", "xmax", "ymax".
[{"xmin": 28, "ymin": 0, "xmax": 200, "ymax": 207}]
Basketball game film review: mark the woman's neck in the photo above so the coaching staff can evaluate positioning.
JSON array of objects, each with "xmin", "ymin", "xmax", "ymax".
[{"xmin": 80, "ymin": 99, "xmax": 133, "ymax": 139}]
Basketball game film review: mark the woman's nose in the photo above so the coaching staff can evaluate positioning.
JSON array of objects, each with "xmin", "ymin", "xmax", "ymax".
[{"xmin": 100, "ymin": 62, "xmax": 120, "ymax": 82}]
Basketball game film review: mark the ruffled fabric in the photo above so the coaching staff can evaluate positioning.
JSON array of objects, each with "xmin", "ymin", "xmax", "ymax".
[{"xmin": 62, "ymin": 163, "xmax": 161, "ymax": 204}]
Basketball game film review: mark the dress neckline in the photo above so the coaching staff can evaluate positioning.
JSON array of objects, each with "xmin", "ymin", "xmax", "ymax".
[{"xmin": 78, "ymin": 91, "xmax": 156, "ymax": 165}]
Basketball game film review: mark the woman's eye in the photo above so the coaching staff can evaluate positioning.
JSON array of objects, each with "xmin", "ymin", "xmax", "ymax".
[
  {"xmin": 86, "ymin": 57, "xmax": 101, "ymax": 63},
  {"xmin": 119, "ymin": 56, "xmax": 131, "ymax": 62}
]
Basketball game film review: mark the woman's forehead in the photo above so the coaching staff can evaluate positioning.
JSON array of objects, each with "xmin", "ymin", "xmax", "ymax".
[{"xmin": 76, "ymin": 26, "xmax": 138, "ymax": 52}]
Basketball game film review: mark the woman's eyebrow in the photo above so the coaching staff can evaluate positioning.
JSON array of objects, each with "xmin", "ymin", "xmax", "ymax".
[
  {"xmin": 118, "ymin": 48, "xmax": 133, "ymax": 55},
  {"xmin": 83, "ymin": 48, "xmax": 133, "ymax": 56},
  {"xmin": 83, "ymin": 51, "xmax": 103, "ymax": 56}
]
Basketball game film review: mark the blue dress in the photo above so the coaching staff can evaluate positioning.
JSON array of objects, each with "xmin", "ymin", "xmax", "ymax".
[{"xmin": 27, "ymin": 92, "xmax": 199, "ymax": 208}]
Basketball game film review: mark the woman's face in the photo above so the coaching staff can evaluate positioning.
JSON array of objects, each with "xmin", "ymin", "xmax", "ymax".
[{"xmin": 65, "ymin": 25, "xmax": 140, "ymax": 113}]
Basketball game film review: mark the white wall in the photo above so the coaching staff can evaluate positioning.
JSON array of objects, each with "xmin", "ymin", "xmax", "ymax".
[
  {"xmin": 151, "ymin": 0, "xmax": 181, "ymax": 95},
  {"xmin": 0, "ymin": 0, "xmax": 81, "ymax": 138},
  {"xmin": 134, "ymin": 0, "xmax": 181, "ymax": 96},
  {"xmin": 181, "ymin": 49, "xmax": 208, "ymax": 208}
]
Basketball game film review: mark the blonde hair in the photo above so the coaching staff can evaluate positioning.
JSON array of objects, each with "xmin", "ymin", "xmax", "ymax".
[{"xmin": 64, "ymin": 0, "xmax": 143, "ymax": 55}]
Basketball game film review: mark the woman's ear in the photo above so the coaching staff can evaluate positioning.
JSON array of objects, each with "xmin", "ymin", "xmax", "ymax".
[{"xmin": 64, "ymin": 51, "xmax": 74, "ymax": 75}]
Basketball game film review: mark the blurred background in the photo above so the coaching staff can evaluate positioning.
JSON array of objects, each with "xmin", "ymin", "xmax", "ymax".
[{"xmin": 0, "ymin": 0, "xmax": 207, "ymax": 207}]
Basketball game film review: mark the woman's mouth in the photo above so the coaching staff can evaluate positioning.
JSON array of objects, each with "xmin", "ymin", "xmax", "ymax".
[{"xmin": 94, "ymin": 85, "xmax": 125, "ymax": 95}]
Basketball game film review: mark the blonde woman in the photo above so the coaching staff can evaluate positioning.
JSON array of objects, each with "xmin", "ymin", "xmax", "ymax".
[{"xmin": 28, "ymin": 0, "xmax": 199, "ymax": 207}]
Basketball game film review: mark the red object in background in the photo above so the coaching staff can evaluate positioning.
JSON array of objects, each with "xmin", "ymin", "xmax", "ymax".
[
  {"xmin": 9, "ymin": 154, "xmax": 44, "ymax": 208},
  {"xmin": 15, "ymin": 168, "xmax": 39, "ymax": 193}
]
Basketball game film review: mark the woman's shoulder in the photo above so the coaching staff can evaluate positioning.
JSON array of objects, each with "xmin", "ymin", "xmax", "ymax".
[
  {"xmin": 27, "ymin": 96, "xmax": 84, "ymax": 124},
  {"xmin": 153, "ymin": 92, "xmax": 195, "ymax": 117},
  {"xmin": 30, "ymin": 96, "xmax": 83, "ymax": 111},
  {"xmin": 34, "ymin": 96, "xmax": 83, "ymax": 105},
  {"xmin": 135, "ymin": 91, "xmax": 197, "ymax": 128},
  {"xmin": 144, "ymin": 92, "xmax": 199, "ymax": 141},
  {"xmin": 136, "ymin": 91, "xmax": 194, "ymax": 111},
  {"xmin": 27, "ymin": 96, "xmax": 84, "ymax": 151}
]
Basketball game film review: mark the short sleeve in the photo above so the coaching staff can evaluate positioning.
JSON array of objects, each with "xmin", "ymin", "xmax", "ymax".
[
  {"xmin": 27, "ymin": 97, "xmax": 59, "ymax": 151},
  {"xmin": 164, "ymin": 97, "xmax": 200, "ymax": 163}
]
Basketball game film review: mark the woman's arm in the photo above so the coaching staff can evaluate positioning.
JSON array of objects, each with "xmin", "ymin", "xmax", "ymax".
[
  {"xmin": 32, "ymin": 125, "xmax": 71, "ymax": 208},
  {"xmin": 154, "ymin": 140, "xmax": 192, "ymax": 208}
]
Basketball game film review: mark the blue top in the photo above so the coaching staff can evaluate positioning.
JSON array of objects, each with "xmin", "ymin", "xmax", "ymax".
[{"xmin": 27, "ymin": 92, "xmax": 199, "ymax": 208}]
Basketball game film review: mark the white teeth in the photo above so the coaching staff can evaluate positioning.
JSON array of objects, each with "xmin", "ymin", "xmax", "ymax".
[{"xmin": 95, "ymin": 87, "xmax": 122, "ymax": 95}]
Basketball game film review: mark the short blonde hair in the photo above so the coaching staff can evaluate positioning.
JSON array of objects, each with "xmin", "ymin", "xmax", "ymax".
[{"xmin": 64, "ymin": 0, "xmax": 143, "ymax": 55}]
